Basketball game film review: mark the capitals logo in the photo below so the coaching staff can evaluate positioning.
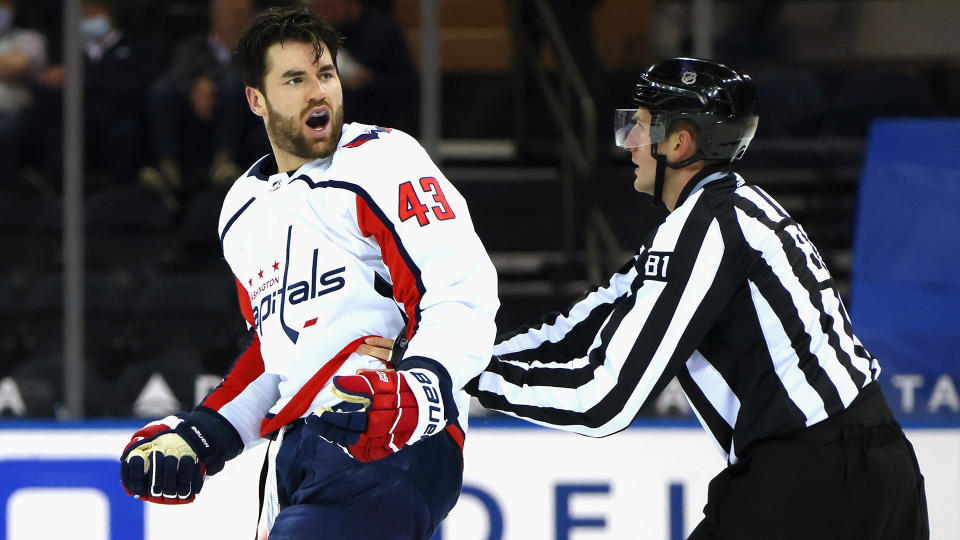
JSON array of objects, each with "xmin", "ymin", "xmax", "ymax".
[{"xmin": 251, "ymin": 225, "xmax": 347, "ymax": 343}]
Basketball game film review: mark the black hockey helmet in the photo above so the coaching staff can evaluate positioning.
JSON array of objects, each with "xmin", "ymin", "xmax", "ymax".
[
  {"xmin": 614, "ymin": 58, "xmax": 759, "ymax": 206},
  {"xmin": 615, "ymin": 57, "xmax": 759, "ymax": 164}
]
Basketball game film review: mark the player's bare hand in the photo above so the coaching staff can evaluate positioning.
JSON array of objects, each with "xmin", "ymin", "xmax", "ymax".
[{"xmin": 357, "ymin": 336, "xmax": 394, "ymax": 361}]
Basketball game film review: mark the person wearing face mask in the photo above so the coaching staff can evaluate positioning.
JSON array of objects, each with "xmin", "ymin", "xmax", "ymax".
[
  {"xmin": 80, "ymin": 0, "xmax": 155, "ymax": 189},
  {"xmin": 0, "ymin": 0, "xmax": 47, "ymax": 178},
  {"xmin": 39, "ymin": 0, "xmax": 156, "ymax": 190}
]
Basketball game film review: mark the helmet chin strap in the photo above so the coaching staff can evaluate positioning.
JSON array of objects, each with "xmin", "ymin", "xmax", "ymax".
[
  {"xmin": 649, "ymin": 143, "xmax": 707, "ymax": 208},
  {"xmin": 651, "ymin": 151, "xmax": 667, "ymax": 208}
]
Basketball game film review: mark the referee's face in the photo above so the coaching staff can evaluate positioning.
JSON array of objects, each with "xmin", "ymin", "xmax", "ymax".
[
  {"xmin": 247, "ymin": 40, "xmax": 345, "ymax": 172},
  {"xmin": 629, "ymin": 108, "xmax": 658, "ymax": 194}
]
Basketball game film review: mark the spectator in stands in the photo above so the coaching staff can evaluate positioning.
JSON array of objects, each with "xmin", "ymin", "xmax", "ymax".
[
  {"xmin": 81, "ymin": 0, "xmax": 156, "ymax": 188},
  {"xmin": 35, "ymin": 0, "xmax": 157, "ymax": 190},
  {"xmin": 0, "ymin": 0, "xmax": 46, "ymax": 178},
  {"xmin": 312, "ymin": 0, "xmax": 419, "ymax": 134},
  {"xmin": 140, "ymin": 0, "xmax": 264, "ymax": 208}
]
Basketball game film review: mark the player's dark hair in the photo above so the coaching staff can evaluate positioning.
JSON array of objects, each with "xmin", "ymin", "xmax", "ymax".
[
  {"xmin": 236, "ymin": 6, "xmax": 342, "ymax": 93},
  {"xmin": 667, "ymin": 118, "xmax": 701, "ymax": 145}
]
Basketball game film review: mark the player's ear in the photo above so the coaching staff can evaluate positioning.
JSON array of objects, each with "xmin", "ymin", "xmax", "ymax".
[
  {"xmin": 671, "ymin": 129, "xmax": 697, "ymax": 162},
  {"xmin": 246, "ymin": 86, "xmax": 267, "ymax": 118}
]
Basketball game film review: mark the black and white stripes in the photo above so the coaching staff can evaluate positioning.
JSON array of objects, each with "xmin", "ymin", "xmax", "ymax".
[{"xmin": 469, "ymin": 171, "xmax": 879, "ymax": 463}]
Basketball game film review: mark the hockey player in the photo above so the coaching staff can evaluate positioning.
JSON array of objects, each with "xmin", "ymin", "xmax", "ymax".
[
  {"xmin": 371, "ymin": 58, "xmax": 929, "ymax": 539},
  {"xmin": 118, "ymin": 8, "xmax": 498, "ymax": 540}
]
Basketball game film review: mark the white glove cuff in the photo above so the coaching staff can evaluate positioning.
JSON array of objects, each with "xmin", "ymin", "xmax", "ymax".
[{"xmin": 403, "ymin": 368, "xmax": 446, "ymax": 443}]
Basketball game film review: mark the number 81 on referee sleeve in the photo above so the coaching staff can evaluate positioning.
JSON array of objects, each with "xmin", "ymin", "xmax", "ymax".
[{"xmin": 643, "ymin": 252, "xmax": 671, "ymax": 281}]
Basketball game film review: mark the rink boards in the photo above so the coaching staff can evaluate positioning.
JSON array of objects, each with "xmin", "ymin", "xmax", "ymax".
[{"xmin": 0, "ymin": 419, "xmax": 957, "ymax": 540}]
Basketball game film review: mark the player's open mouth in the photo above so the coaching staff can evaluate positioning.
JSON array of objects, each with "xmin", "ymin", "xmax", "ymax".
[{"xmin": 306, "ymin": 110, "xmax": 330, "ymax": 130}]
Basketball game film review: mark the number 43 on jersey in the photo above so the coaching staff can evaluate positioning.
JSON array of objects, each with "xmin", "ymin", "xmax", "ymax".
[{"xmin": 398, "ymin": 177, "xmax": 456, "ymax": 226}]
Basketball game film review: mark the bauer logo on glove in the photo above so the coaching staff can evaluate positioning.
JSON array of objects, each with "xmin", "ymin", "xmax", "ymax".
[
  {"xmin": 119, "ymin": 412, "xmax": 234, "ymax": 505},
  {"xmin": 307, "ymin": 367, "xmax": 448, "ymax": 462}
]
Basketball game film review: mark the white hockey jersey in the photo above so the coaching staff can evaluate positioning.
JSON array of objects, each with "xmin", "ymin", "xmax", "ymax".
[{"xmin": 205, "ymin": 123, "xmax": 499, "ymax": 449}]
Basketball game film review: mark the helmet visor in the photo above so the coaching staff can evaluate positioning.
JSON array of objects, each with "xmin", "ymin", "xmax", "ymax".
[{"xmin": 614, "ymin": 109, "xmax": 666, "ymax": 149}]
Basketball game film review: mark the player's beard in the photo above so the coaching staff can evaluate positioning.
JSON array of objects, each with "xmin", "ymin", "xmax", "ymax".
[{"xmin": 265, "ymin": 99, "xmax": 345, "ymax": 163}]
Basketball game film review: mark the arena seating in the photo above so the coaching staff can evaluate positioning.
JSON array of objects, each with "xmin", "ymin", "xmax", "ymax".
[{"xmin": 1, "ymin": 0, "xmax": 956, "ymax": 417}]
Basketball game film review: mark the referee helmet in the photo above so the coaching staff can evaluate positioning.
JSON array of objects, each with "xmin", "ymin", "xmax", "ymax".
[
  {"xmin": 616, "ymin": 58, "xmax": 759, "ymax": 164},
  {"xmin": 614, "ymin": 58, "xmax": 759, "ymax": 204}
]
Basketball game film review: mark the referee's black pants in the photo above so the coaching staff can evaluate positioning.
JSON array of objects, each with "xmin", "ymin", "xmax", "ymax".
[{"xmin": 689, "ymin": 383, "xmax": 928, "ymax": 540}]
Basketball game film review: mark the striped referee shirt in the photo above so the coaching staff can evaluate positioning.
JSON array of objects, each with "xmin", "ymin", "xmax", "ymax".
[{"xmin": 468, "ymin": 169, "xmax": 880, "ymax": 464}]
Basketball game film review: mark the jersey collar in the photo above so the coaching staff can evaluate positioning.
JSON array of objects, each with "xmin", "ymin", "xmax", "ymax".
[
  {"xmin": 674, "ymin": 166, "xmax": 736, "ymax": 207},
  {"xmin": 246, "ymin": 123, "xmax": 363, "ymax": 182}
]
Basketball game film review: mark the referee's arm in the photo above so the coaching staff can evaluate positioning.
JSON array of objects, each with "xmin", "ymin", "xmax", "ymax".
[
  {"xmin": 469, "ymin": 198, "xmax": 745, "ymax": 436},
  {"xmin": 492, "ymin": 255, "xmax": 639, "ymax": 366}
]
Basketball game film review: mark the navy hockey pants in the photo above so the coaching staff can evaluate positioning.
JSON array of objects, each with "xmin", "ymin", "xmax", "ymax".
[{"xmin": 267, "ymin": 419, "xmax": 463, "ymax": 540}]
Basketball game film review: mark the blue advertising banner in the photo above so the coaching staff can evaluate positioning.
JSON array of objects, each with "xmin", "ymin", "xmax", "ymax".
[
  {"xmin": 1, "ymin": 422, "xmax": 959, "ymax": 538},
  {"xmin": 851, "ymin": 119, "xmax": 960, "ymax": 421},
  {"xmin": 0, "ymin": 459, "xmax": 144, "ymax": 540}
]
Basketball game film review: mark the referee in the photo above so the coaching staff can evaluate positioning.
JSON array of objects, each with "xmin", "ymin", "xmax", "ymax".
[{"xmin": 466, "ymin": 58, "xmax": 928, "ymax": 539}]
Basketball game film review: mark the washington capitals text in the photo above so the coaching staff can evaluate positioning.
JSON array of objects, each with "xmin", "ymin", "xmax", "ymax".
[{"xmin": 252, "ymin": 245, "xmax": 347, "ymax": 340}]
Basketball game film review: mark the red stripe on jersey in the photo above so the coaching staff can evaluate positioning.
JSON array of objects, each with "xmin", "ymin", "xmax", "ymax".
[
  {"xmin": 344, "ymin": 127, "xmax": 393, "ymax": 148},
  {"xmin": 202, "ymin": 332, "xmax": 265, "ymax": 411},
  {"xmin": 356, "ymin": 194, "xmax": 422, "ymax": 340},
  {"xmin": 201, "ymin": 279, "xmax": 264, "ymax": 411},
  {"xmin": 445, "ymin": 424, "xmax": 465, "ymax": 452},
  {"xmin": 303, "ymin": 318, "xmax": 318, "ymax": 328},
  {"xmin": 259, "ymin": 334, "xmax": 374, "ymax": 436}
]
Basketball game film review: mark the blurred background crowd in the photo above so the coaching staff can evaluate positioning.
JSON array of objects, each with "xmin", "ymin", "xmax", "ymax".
[{"xmin": 0, "ymin": 0, "xmax": 958, "ymax": 419}]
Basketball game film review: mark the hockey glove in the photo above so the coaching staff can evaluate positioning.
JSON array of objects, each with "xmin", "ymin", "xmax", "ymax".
[
  {"xmin": 307, "ymin": 366, "xmax": 448, "ymax": 462},
  {"xmin": 120, "ymin": 411, "xmax": 239, "ymax": 504}
]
